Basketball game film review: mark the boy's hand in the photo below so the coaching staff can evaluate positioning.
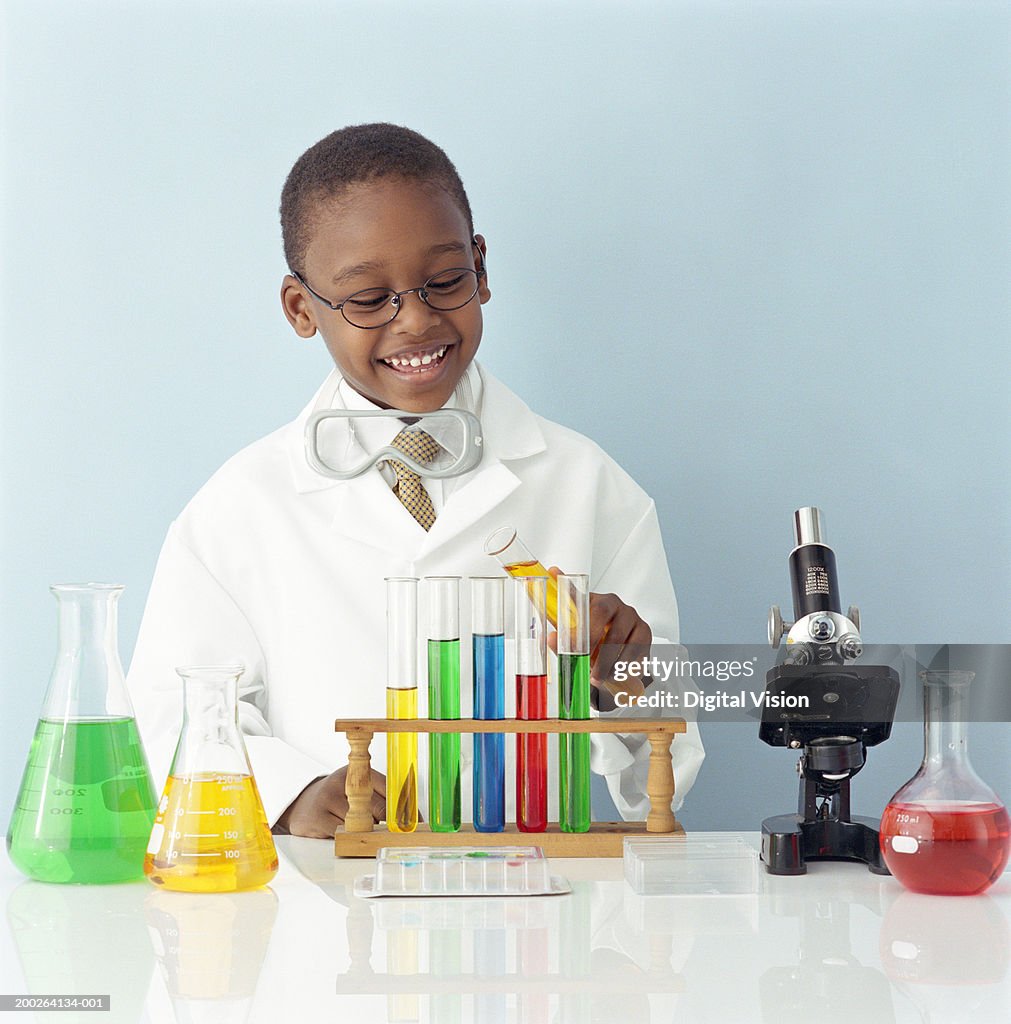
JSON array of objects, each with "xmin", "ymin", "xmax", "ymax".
[
  {"xmin": 546, "ymin": 567, "xmax": 652, "ymax": 712},
  {"xmin": 274, "ymin": 765, "xmax": 386, "ymax": 838}
]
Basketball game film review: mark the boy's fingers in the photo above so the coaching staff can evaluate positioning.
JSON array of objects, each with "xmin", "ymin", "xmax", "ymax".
[
  {"xmin": 371, "ymin": 769, "xmax": 387, "ymax": 797},
  {"xmin": 594, "ymin": 615, "xmax": 651, "ymax": 683},
  {"xmin": 371, "ymin": 793, "xmax": 387, "ymax": 824}
]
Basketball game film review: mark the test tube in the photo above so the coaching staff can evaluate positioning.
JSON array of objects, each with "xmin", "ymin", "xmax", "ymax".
[
  {"xmin": 472, "ymin": 577, "xmax": 505, "ymax": 832},
  {"xmin": 386, "ymin": 578, "xmax": 418, "ymax": 833},
  {"xmin": 557, "ymin": 574, "xmax": 591, "ymax": 834},
  {"xmin": 427, "ymin": 577, "xmax": 461, "ymax": 833},
  {"xmin": 514, "ymin": 576, "xmax": 548, "ymax": 833},
  {"xmin": 485, "ymin": 527, "xmax": 560, "ymax": 627}
]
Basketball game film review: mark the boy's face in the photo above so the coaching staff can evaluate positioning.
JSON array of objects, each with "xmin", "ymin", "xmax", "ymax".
[{"xmin": 281, "ymin": 177, "xmax": 490, "ymax": 413}]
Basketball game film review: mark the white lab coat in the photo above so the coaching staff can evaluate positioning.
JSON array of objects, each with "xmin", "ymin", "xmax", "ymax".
[{"xmin": 127, "ymin": 363, "xmax": 704, "ymax": 825}]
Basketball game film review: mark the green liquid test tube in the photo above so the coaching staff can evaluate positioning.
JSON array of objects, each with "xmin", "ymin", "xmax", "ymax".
[
  {"xmin": 557, "ymin": 574, "xmax": 591, "ymax": 833},
  {"xmin": 427, "ymin": 577, "xmax": 461, "ymax": 833}
]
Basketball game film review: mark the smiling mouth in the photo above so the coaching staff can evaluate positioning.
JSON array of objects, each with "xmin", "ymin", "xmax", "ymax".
[{"xmin": 379, "ymin": 344, "xmax": 450, "ymax": 374}]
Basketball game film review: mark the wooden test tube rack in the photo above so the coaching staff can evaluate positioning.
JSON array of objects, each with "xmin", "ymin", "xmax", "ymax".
[{"xmin": 332, "ymin": 717, "xmax": 686, "ymax": 857}]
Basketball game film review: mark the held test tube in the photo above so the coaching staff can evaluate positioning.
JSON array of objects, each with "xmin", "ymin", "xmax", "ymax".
[
  {"xmin": 514, "ymin": 576, "xmax": 549, "ymax": 833},
  {"xmin": 427, "ymin": 577, "xmax": 462, "ymax": 833},
  {"xmin": 557, "ymin": 574, "xmax": 591, "ymax": 833},
  {"xmin": 472, "ymin": 578, "xmax": 506, "ymax": 832},
  {"xmin": 485, "ymin": 527, "xmax": 561, "ymax": 628},
  {"xmin": 386, "ymin": 578, "xmax": 419, "ymax": 834}
]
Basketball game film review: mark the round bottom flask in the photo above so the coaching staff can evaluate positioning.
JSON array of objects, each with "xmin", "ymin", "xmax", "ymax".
[{"xmin": 880, "ymin": 671, "xmax": 1009, "ymax": 896}]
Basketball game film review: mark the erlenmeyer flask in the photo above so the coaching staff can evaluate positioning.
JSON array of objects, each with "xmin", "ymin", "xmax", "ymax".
[
  {"xmin": 144, "ymin": 665, "xmax": 277, "ymax": 892},
  {"xmin": 7, "ymin": 583, "xmax": 157, "ymax": 884},
  {"xmin": 880, "ymin": 670, "xmax": 1010, "ymax": 895}
]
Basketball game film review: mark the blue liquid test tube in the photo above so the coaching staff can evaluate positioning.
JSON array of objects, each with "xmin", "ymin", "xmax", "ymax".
[{"xmin": 472, "ymin": 577, "xmax": 505, "ymax": 832}]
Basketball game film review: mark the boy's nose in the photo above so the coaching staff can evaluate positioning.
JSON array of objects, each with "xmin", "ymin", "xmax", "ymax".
[{"xmin": 389, "ymin": 289, "xmax": 441, "ymax": 333}]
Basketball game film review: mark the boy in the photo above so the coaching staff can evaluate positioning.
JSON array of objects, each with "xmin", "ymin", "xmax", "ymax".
[{"xmin": 128, "ymin": 123, "xmax": 704, "ymax": 837}]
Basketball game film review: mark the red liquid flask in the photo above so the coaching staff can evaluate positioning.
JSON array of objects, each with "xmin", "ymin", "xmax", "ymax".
[{"xmin": 880, "ymin": 671, "xmax": 1010, "ymax": 896}]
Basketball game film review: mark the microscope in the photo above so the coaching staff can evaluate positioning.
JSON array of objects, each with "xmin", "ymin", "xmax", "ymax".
[{"xmin": 760, "ymin": 507, "xmax": 899, "ymax": 875}]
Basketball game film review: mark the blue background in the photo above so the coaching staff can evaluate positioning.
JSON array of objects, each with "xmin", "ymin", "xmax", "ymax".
[{"xmin": 2, "ymin": 0, "xmax": 1008, "ymax": 829}]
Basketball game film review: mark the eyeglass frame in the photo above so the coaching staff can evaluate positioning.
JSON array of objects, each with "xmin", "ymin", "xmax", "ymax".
[{"xmin": 292, "ymin": 239, "xmax": 487, "ymax": 330}]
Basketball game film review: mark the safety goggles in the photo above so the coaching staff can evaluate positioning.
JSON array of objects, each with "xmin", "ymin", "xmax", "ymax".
[{"xmin": 304, "ymin": 408, "xmax": 484, "ymax": 481}]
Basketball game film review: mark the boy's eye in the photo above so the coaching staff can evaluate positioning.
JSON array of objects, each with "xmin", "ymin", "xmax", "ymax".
[
  {"xmin": 425, "ymin": 271, "xmax": 467, "ymax": 292},
  {"xmin": 345, "ymin": 288, "xmax": 393, "ymax": 309}
]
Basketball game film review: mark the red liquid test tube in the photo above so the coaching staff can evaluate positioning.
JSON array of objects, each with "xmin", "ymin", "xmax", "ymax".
[{"xmin": 514, "ymin": 576, "xmax": 549, "ymax": 833}]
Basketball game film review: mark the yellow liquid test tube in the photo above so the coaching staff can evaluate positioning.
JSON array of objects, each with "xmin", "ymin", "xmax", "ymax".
[
  {"xmin": 386, "ymin": 578, "xmax": 419, "ymax": 833},
  {"xmin": 485, "ymin": 527, "xmax": 577, "ymax": 632}
]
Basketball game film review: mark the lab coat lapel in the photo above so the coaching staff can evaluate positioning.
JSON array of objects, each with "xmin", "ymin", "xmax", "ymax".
[
  {"xmin": 417, "ymin": 459, "xmax": 521, "ymax": 558},
  {"xmin": 327, "ymin": 470, "xmax": 432, "ymax": 558}
]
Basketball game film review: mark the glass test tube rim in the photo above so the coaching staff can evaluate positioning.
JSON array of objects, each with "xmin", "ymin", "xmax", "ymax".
[{"xmin": 483, "ymin": 526, "xmax": 519, "ymax": 557}]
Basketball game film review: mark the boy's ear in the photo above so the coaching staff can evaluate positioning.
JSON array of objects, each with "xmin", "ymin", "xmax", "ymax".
[
  {"xmin": 474, "ymin": 234, "xmax": 491, "ymax": 304},
  {"xmin": 280, "ymin": 275, "xmax": 319, "ymax": 338}
]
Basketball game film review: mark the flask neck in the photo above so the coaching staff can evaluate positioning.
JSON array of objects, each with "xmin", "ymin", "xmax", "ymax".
[
  {"xmin": 171, "ymin": 666, "xmax": 250, "ymax": 777},
  {"xmin": 44, "ymin": 584, "xmax": 130, "ymax": 720},
  {"xmin": 55, "ymin": 584, "xmax": 121, "ymax": 653},
  {"xmin": 922, "ymin": 672, "xmax": 972, "ymax": 770}
]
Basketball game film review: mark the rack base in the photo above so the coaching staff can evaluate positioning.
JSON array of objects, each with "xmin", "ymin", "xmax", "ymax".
[{"xmin": 334, "ymin": 821, "xmax": 684, "ymax": 858}]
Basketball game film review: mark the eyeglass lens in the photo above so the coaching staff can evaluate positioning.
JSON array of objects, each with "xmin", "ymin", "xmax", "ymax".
[{"xmin": 341, "ymin": 268, "xmax": 480, "ymax": 328}]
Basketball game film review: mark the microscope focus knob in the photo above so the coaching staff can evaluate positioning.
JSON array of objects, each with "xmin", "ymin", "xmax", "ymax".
[
  {"xmin": 768, "ymin": 606, "xmax": 792, "ymax": 648},
  {"xmin": 847, "ymin": 605, "xmax": 861, "ymax": 632}
]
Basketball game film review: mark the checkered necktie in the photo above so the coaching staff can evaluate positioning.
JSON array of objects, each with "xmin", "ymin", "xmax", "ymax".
[{"xmin": 385, "ymin": 428, "xmax": 441, "ymax": 531}]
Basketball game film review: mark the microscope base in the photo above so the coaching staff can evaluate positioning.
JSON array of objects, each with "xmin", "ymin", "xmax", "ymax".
[{"xmin": 761, "ymin": 813, "xmax": 891, "ymax": 875}]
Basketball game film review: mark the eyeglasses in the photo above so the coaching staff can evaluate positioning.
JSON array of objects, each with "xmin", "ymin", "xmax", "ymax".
[{"xmin": 294, "ymin": 250, "xmax": 486, "ymax": 330}]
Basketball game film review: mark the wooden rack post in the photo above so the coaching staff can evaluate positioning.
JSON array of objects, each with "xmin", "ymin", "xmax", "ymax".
[{"xmin": 331, "ymin": 717, "xmax": 686, "ymax": 857}]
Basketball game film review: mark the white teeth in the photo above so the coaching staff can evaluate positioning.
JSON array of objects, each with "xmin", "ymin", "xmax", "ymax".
[{"xmin": 383, "ymin": 345, "xmax": 449, "ymax": 370}]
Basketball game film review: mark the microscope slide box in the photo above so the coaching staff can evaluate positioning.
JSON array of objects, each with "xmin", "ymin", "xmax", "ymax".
[{"xmin": 624, "ymin": 832, "xmax": 759, "ymax": 896}]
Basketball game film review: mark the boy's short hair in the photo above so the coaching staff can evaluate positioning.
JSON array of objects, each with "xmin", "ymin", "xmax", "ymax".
[{"xmin": 280, "ymin": 123, "xmax": 474, "ymax": 278}]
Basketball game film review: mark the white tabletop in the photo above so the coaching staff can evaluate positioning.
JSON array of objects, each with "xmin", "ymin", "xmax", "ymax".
[{"xmin": 1, "ymin": 835, "xmax": 1008, "ymax": 1024}]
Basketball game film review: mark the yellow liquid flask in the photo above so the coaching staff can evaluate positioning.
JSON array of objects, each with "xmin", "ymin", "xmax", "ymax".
[
  {"xmin": 144, "ymin": 665, "xmax": 278, "ymax": 892},
  {"xmin": 386, "ymin": 577, "xmax": 419, "ymax": 833}
]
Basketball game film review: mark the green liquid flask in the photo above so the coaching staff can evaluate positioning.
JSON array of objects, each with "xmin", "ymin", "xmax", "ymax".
[{"xmin": 7, "ymin": 584, "xmax": 157, "ymax": 884}]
